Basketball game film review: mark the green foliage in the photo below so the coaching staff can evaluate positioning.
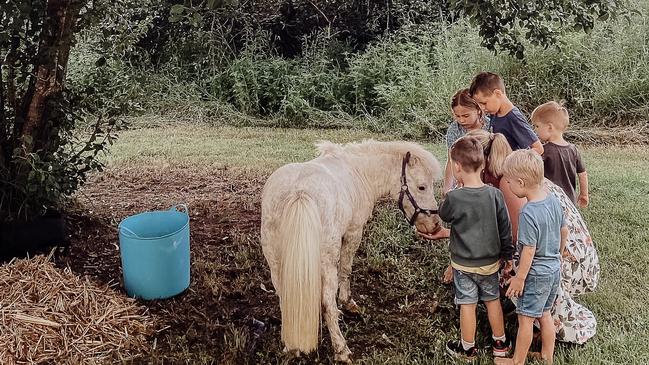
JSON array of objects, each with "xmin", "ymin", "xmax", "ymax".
[
  {"xmin": 0, "ymin": 1, "xmax": 125, "ymax": 222},
  {"xmin": 452, "ymin": 0, "xmax": 626, "ymax": 58},
  {"xmin": 64, "ymin": 0, "xmax": 648, "ymax": 138},
  {"xmin": 221, "ymin": 46, "xmax": 295, "ymax": 115}
]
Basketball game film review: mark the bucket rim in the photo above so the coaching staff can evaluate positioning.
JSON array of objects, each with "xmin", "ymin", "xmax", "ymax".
[{"xmin": 118, "ymin": 209, "xmax": 189, "ymax": 240}]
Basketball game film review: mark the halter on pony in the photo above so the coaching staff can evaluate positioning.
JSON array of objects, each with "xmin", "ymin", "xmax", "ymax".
[{"xmin": 398, "ymin": 152, "xmax": 439, "ymax": 226}]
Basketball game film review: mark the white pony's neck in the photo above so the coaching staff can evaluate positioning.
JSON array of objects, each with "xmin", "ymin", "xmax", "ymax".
[
  {"xmin": 317, "ymin": 140, "xmax": 437, "ymax": 205},
  {"xmin": 348, "ymin": 152, "xmax": 402, "ymax": 201}
]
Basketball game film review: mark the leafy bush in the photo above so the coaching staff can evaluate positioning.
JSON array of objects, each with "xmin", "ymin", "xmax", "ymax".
[
  {"xmin": 0, "ymin": 1, "xmax": 124, "ymax": 222},
  {"xmin": 65, "ymin": 0, "xmax": 648, "ymax": 138}
]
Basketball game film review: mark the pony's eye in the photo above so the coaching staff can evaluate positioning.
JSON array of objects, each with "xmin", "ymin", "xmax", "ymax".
[{"xmin": 418, "ymin": 186, "xmax": 426, "ymax": 191}]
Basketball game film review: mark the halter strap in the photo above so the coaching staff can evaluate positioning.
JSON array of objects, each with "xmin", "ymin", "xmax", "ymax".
[{"xmin": 397, "ymin": 152, "xmax": 439, "ymax": 226}]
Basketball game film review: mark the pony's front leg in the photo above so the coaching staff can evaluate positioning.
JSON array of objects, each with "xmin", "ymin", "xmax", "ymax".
[
  {"xmin": 322, "ymin": 256, "xmax": 352, "ymax": 363},
  {"xmin": 339, "ymin": 229, "xmax": 363, "ymax": 313}
]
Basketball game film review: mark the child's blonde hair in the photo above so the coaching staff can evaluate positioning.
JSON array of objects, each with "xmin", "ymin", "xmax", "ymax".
[
  {"xmin": 503, "ymin": 149, "xmax": 544, "ymax": 186},
  {"xmin": 531, "ymin": 101, "xmax": 569, "ymax": 131},
  {"xmin": 465, "ymin": 129, "xmax": 512, "ymax": 178}
]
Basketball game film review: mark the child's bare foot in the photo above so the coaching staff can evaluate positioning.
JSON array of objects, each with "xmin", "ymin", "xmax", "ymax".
[{"xmin": 442, "ymin": 264, "xmax": 453, "ymax": 284}]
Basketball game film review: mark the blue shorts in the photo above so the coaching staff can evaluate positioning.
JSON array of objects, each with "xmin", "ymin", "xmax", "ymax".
[
  {"xmin": 516, "ymin": 270, "xmax": 560, "ymax": 318},
  {"xmin": 453, "ymin": 268, "xmax": 500, "ymax": 305}
]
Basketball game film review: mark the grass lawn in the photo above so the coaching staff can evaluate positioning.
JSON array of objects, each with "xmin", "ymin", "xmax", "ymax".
[{"xmin": 103, "ymin": 124, "xmax": 648, "ymax": 364}]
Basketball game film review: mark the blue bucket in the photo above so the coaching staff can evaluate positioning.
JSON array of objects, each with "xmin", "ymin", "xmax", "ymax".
[{"xmin": 118, "ymin": 204, "xmax": 190, "ymax": 300}]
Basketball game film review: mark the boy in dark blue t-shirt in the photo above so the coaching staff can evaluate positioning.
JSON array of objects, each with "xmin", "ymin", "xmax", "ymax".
[{"xmin": 469, "ymin": 72, "xmax": 544, "ymax": 155}]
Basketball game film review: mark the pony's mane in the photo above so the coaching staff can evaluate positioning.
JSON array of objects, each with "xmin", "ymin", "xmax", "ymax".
[{"xmin": 316, "ymin": 139, "xmax": 441, "ymax": 179}]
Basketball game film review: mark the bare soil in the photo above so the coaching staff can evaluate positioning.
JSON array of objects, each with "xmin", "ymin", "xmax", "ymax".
[
  {"xmin": 60, "ymin": 166, "xmax": 282, "ymax": 364},
  {"xmin": 57, "ymin": 165, "xmax": 462, "ymax": 364}
]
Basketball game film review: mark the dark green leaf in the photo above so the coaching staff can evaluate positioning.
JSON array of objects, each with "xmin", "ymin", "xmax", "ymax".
[
  {"xmin": 95, "ymin": 56, "xmax": 106, "ymax": 67},
  {"xmin": 170, "ymin": 4, "xmax": 185, "ymax": 15}
]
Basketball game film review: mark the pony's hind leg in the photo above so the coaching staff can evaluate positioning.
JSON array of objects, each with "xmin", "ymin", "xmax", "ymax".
[
  {"xmin": 322, "ymin": 257, "xmax": 352, "ymax": 363},
  {"xmin": 338, "ymin": 228, "xmax": 363, "ymax": 313}
]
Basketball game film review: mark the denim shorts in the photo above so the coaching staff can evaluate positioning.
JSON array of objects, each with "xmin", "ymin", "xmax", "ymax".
[
  {"xmin": 453, "ymin": 268, "xmax": 500, "ymax": 305},
  {"xmin": 516, "ymin": 269, "xmax": 560, "ymax": 318}
]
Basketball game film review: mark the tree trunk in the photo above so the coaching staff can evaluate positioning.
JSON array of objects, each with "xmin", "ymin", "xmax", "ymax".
[
  {"xmin": 20, "ymin": 0, "xmax": 82, "ymax": 153},
  {"xmin": 0, "ymin": 66, "xmax": 5, "ymax": 170}
]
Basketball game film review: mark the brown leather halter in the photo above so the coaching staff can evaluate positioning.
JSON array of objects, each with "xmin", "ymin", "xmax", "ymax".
[{"xmin": 397, "ymin": 152, "xmax": 439, "ymax": 226}]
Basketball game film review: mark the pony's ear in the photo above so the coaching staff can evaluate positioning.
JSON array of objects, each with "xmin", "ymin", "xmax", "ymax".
[{"xmin": 408, "ymin": 155, "xmax": 421, "ymax": 166}]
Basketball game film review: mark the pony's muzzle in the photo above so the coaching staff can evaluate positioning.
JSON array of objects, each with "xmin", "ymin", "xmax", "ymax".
[{"xmin": 413, "ymin": 211, "xmax": 441, "ymax": 235}]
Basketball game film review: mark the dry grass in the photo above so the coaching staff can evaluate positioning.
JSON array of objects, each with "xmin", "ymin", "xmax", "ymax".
[
  {"xmin": 0, "ymin": 254, "xmax": 154, "ymax": 364},
  {"xmin": 565, "ymin": 125, "xmax": 649, "ymax": 145}
]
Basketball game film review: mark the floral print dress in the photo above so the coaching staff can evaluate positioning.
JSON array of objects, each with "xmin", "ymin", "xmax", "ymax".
[
  {"xmin": 544, "ymin": 179, "xmax": 600, "ymax": 344},
  {"xmin": 511, "ymin": 179, "xmax": 600, "ymax": 344}
]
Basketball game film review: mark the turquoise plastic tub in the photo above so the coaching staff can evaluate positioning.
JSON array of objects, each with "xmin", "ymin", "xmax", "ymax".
[{"xmin": 118, "ymin": 204, "xmax": 190, "ymax": 300}]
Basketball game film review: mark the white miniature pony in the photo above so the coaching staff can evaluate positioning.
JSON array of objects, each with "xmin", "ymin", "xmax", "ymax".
[{"xmin": 260, "ymin": 140, "xmax": 442, "ymax": 363}]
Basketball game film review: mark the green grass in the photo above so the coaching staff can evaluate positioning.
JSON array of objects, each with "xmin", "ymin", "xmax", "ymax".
[
  {"xmin": 106, "ymin": 125, "xmax": 448, "ymax": 174},
  {"xmin": 104, "ymin": 124, "xmax": 649, "ymax": 364}
]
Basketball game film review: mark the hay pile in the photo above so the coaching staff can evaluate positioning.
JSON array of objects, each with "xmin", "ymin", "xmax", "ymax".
[{"xmin": 0, "ymin": 254, "xmax": 155, "ymax": 364}]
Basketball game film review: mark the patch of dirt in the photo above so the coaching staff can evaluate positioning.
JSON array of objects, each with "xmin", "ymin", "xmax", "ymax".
[
  {"xmin": 59, "ymin": 165, "xmax": 280, "ymax": 364},
  {"xmin": 58, "ymin": 165, "xmax": 462, "ymax": 364}
]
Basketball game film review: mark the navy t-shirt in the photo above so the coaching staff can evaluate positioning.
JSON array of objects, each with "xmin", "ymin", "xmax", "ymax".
[{"xmin": 490, "ymin": 107, "xmax": 538, "ymax": 150}]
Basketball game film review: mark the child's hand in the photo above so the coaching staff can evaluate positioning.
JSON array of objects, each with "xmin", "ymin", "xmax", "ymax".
[
  {"xmin": 442, "ymin": 187, "xmax": 450, "ymax": 198},
  {"xmin": 577, "ymin": 194, "xmax": 589, "ymax": 208},
  {"xmin": 562, "ymin": 250, "xmax": 577, "ymax": 262},
  {"xmin": 506, "ymin": 276, "xmax": 525, "ymax": 298},
  {"xmin": 417, "ymin": 227, "xmax": 450, "ymax": 241},
  {"xmin": 502, "ymin": 260, "xmax": 514, "ymax": 280}
]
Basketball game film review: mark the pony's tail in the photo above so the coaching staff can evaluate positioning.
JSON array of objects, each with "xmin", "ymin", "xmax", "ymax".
[{"xmin": 278, "ymin": 192, "xmax": 321, "ymax": 354}]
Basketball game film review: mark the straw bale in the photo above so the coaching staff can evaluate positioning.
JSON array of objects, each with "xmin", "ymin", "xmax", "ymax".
[{"xmin": 0, "ymin": 254, "xmax": 155, "ymax": 364}]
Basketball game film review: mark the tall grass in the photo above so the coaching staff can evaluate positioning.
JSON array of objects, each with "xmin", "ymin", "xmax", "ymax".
[{"xmin": 68, "ymin": 2, "xmax": 649, "ymax": 137}]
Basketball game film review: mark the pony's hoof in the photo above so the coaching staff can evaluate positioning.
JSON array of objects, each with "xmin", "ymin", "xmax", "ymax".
[
  {"xmin": 343, "ymin": 299, "xmax": 361, "ymax": 314},
  {"xmin": 335, "ymin": 348, "xmax": 352, "ymax": 363},
  {"xmin": 282, "ymin": 347, "xmax": 300, "ymax": 358}
]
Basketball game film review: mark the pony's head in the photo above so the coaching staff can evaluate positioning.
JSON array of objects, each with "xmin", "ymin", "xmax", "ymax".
[{"xmin": 395, "ymin": 146, "xmax": 442, "ymax": 235}]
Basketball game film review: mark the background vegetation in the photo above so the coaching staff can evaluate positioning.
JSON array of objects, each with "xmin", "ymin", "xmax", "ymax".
[
  {"xmin": 67, "ymin": 0, "xmax": 648, "ymax": 139},
  {"xmin": 3, "ymin": 0, "xmax": 644, "ymax": 222}
]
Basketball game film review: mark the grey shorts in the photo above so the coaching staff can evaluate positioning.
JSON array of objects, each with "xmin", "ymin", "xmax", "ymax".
[
  {"xmin": 516, "ymin": 270, "xmax": 560, "ymax": 318},
  {"xmin": 453, "ymin": 268, "xmax": 500, "ymax": 305}
]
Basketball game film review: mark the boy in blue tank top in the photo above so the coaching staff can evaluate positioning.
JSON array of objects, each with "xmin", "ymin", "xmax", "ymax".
[
  {"xmin": 469, "ymin": 72, "xmax": 544, "ymax": 155},
  {"xmin": 496, "ymin": 150, "xmax": 567, "ymax": 365}
]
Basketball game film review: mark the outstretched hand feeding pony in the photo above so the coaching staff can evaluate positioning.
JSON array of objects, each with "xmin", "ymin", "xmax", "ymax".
[{"xmin": 260, "ymin": 140, "xmax": 442, "ymax": 363}]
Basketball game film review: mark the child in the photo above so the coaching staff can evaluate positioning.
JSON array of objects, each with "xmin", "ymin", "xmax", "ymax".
[
  {"xmin": 443, "ymin": 88, "xmax": 492, "ymax": 196},
  {"xmin": 531, "ymin": 101, "xmax": 589, "ymax": 207},
  {"xmin": 439, "ymin": 136, "xmax": 513, "ymax": 361},
  {"xmin": 497, "ymin": 150, "xmax": 568, "ymax": 365},
  {"xmin": 469, "ymin": 72, "xmax": 544, "ymax": 155}
]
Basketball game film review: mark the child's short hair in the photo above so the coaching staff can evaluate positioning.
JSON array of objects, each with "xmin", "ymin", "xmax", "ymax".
[
  {"xmin": 503, "ymin": 149, "xmax": 544, "ymax": 186},
  {"xmin": 469, "ymin": 72, "xmax": 506, "ymax": 96},
  {"xmin": 531, "ymin": 101, "xmax": 570, "ymax": 131},
  {"xmin": 450, "ymin": 136, "xmax": 485, "ymax": 172}
]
